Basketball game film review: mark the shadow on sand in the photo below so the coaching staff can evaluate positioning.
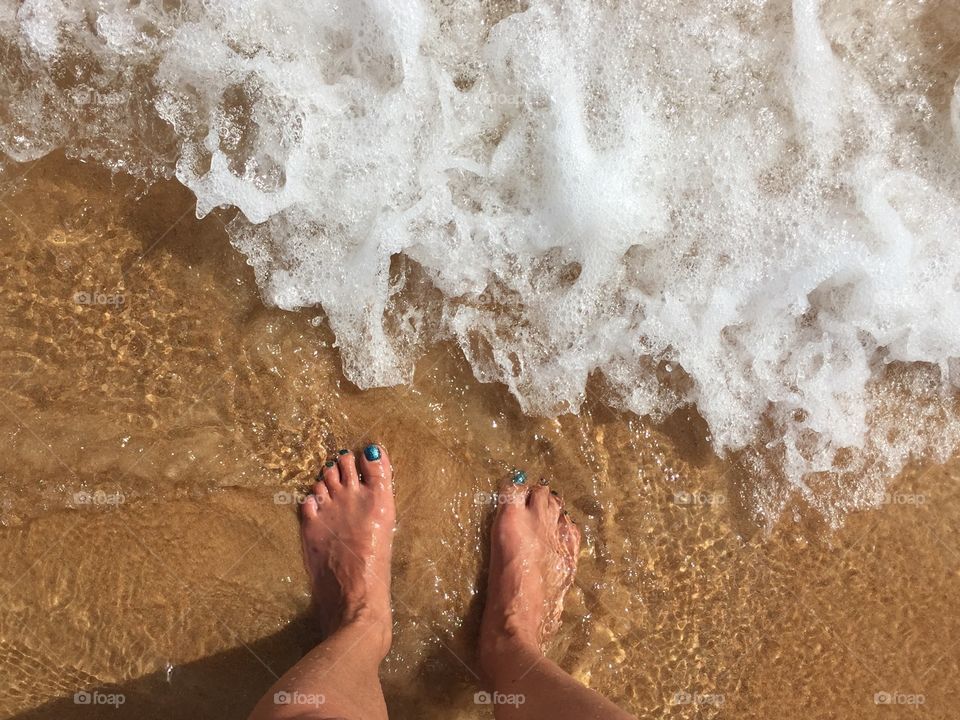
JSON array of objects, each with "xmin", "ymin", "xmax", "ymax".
[
  {"xmin": 13, "ymin": 598, "xmax": 489, "ymax": 720},
  {"xmin": 11, "ymin": 616, "xmax": 314, "ymax": 720}
]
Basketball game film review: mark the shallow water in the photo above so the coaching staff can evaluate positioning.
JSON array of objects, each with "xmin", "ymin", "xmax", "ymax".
[{"xmin": 0, "ymin": 157, "xmax": 958, "ymax": 718}]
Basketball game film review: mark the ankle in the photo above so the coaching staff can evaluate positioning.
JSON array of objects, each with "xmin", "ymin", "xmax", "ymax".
[
  {"xmin": 319, "ymin": 601, "xmax": 393, "ymax": 660},
  {"xmin": 479, "ymin": 626, "xmax": 542, "ymax": 679}
]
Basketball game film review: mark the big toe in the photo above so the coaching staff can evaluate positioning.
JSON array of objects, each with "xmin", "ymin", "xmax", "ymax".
[
  {"xmin": 359, "ymin": 443, "xmax": 392, "ymax": 491},
  {"xmin": 497, "ymin": 470, "xmax": 530, "ymax": 513}
]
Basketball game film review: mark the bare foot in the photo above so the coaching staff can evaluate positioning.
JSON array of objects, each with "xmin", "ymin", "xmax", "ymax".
[
  {"xmin": 479, "ymin": 473, "xmax": 581, "ymax": 673},
  {"xmin": 300, "ymin": 444, "xmax": 395, "ymax": 660}
]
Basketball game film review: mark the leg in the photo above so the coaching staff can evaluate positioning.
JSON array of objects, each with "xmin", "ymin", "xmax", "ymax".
[
  {"xmin": 478, "ymin": 475, "xmax": 636, "ymax": 720},
  {"xmin": 250, "ymin": 445, "xmax": 396, "ymax": 720}
]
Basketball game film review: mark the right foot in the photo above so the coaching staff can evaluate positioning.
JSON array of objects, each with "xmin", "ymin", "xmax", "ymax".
[
  {"xmin": 479, "ymin": 473, "xmax": 581, "ymax": 673},
  {"xmin": 300, "ymin": 445, "xmax": 395, "ymax": 659}
]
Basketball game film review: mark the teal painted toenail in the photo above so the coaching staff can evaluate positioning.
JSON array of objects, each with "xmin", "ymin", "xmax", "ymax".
[
  {"xmin": 511, "ymin": 470, "xmax": 527, "ymax": 485},
  {"xmin": 325, "ymin": 460, "xmax": 335, "ymax": 468},
  {"xmin": 364, "ymin": 444, "xmax": 381, "ymax": 461},
  {"xmin": 338, "ymin": 449, "xmax": 349, "ymax": 455}
]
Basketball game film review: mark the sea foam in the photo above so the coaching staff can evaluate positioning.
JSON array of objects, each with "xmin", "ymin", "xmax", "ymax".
[{"xmin": 2, "ymin": 0, "xmax": 959, "ymax": 525}]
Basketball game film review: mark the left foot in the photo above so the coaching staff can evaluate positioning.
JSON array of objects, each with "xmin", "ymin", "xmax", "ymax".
[{"xmin": 300, "ymin": 445, "xmax": 395, "ymax": 660}]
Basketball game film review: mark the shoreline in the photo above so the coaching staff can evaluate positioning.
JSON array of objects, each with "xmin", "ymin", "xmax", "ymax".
[{"xmin": 0, "ymin": 154, "xmax": 957, "ymax": 719}]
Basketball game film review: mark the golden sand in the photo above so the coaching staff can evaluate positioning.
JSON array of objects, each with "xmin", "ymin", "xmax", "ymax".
[{"xmin": 0, "ymin": 156, "xmax": 957, "ymax": 719}]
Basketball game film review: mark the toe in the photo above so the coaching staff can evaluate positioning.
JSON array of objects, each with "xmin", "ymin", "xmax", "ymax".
[
  {"xmin": 358, "ymin": 443, "xmax": 392, "ymax": 490},
  {"xmin": 528, "ymin": 484, "xmax": 551, "ymax": 513},
  {"xmin": 312, "ymin": 481, "xmax": 331, "ymax": 505},
  {"xmin": 320, "ymin": 459, "xmax": 341, "ymax": 494},
  {"xmin": 548, "ymin": 488, "xmax": 564, "ymax": 509},
  {"xmin": 336, "ymin": 449, "xmax": 360, "ymax": 488},
  {"xmin": 543, "ymin": 487, "xmax": 563, "ymax": 523},
  {"xmin": 300, "ymin": 493, "xmax": 319, "ymax": 519}
]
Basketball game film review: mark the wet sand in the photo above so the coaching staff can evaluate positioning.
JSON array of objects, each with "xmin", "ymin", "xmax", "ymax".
[{"xmin": 0, "ymin": 156, "xmax": 957, "ymax": 719}]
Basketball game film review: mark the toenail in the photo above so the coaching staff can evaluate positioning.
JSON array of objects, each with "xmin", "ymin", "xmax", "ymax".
[
  {"xmin": 511, "ymin": 470, "xmax": 527, "ymax": 485},
  {"xmin": 325, "ymin": 460, "xmax": 336, "ymax": 468},
  {"xmin": 364, "ymin": 444, "xmax": 381, "ymax": 461},
  {"xmin": 539, "ymin": 477, "xmax": 549, "ymax": 486},
  {"xmin": 338, "ymin": 448, "xmax": 349, "ymax": 455},
  {"xmin": 550, "ymin": 489, "xmax": 559, "ymax": 496}
]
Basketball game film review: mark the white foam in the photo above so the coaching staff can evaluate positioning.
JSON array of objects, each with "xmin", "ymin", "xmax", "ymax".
[{"xmin": 2, "ymin": 0, "xmax": 959, "ymax": 525}]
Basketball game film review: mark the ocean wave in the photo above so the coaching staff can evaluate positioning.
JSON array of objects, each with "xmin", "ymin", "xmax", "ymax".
[{"xmin": 2, "ymin": 0, "xmax": 959, "ymax": 525}]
